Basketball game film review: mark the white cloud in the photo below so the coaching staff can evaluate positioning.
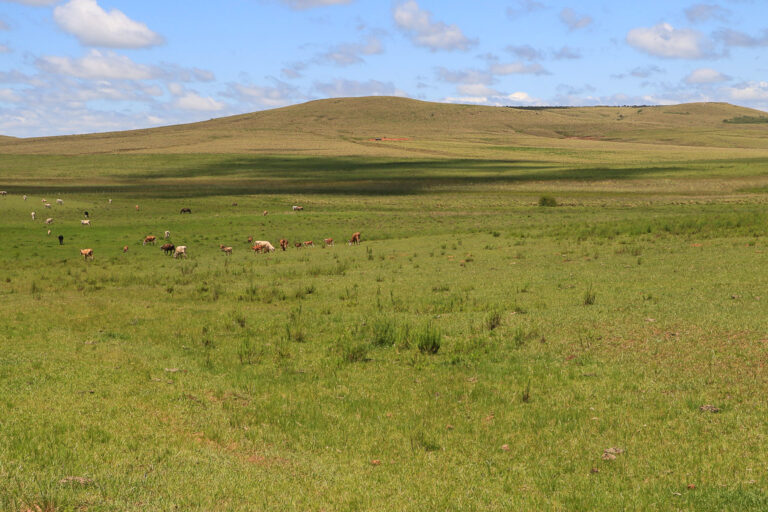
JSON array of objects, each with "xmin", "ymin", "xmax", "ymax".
[
  {"xmin": 456, "ymin": 84, "xmax": 499, "ymax": 97},
  {"xmin": 725, "ymin": 81, "xmax": 768, "ymax": 101},
  {"xmin": 714, "ymin": 28, "xmax": 768, "ymax": 47},
  {"xmin": 313, "ymin": 78, "xmax": 407, "ymax": 97},
  {"xmin": 626, "ymin": 23, "xmax": 712, "ymax": 58},
  {"xmin": 320, "ymin": 35, "xmax": 383, "ymax": 66},
  {"xmin": 685, "ymin": 4, "xmax": 730, "ymax": 23},
  {"xmin": 37, "ymin": 50, "xmax": 154, "ymax": 80},
  {"xmin": 224, "ymin": 81, "xmax": 306, "ymax": 108},
  {"xmin": 444, "ymin": 90, "xmax": 543, "ymax": 106},
  {"xmin": 0, "ymin": 88, "xmax": 21, "ymax": 102},
  {"xmin": 685, "ymin": 68, "xmax": 730, "ymax": 84},
  {"xmin": 394, "ymin": 1, "xmax": 475, "ymax": 52},
  {"xmin": 436, "ymin": 67, "xmax": 493, "ymax": 85},
  {"xmin": 490, "ymin": 62, "xmax": 549, "ymax": 75},
  {"xmin": 553, "ymin": 46, "xmax": 581, "ymax": 59},
  {"xmin": 559, "ymin": 8, "xmax": 592, "ymax": 31},
  {"xmin": 506, "ymin": 0, "xmax": 545, "ymax": 18},
  {"xmin": 174, "ymin": 91, "xmax": 225, "ymax": 111},
  {"xmin": 279, "ymin": 0, "xmax": 353, "ymax": 9},
  {"xmin": 53, "ymin": 0, "xmax": 164, "ymax": 48}
]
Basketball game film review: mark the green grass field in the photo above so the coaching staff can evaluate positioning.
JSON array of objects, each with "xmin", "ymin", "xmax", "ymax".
[{"xmin": 2, "ymin": 98, "xmax": 768, "ymax": 511}]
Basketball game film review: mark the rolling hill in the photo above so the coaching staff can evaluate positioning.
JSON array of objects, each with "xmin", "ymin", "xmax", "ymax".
[{"xmin": 0, "ymin": 97, "xmax": 767, "ymax": 157}]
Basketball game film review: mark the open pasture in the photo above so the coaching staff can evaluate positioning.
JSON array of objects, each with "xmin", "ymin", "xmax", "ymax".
[{"xmin": 2, "ymin": 99, "xmax": 768, "ymax": 510}]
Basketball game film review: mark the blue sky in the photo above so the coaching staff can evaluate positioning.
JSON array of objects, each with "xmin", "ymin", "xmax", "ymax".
[{"xmin": 0, "ymin": 0, "xmax": 766, "ymax": 137}]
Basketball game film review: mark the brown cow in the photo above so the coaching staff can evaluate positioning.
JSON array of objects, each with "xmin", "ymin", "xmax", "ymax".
[
  {"xmin": 349, "ymin": 232, "xmax": 361, "ymax": 245},
  {"xmin": 143, "ymin": 235, "xmax": 157, "ymax": 246},
  {"xmin": 279, "ymin": 239, "xmax": 289, "ymax": 251},
  {"xmin": 123, "ymin": 245, "xmax": 129, "ymax": 253},
  {"xmin": 263, "ymin": 210, "xmax": 268, "ymax": 216},
  {"xmin": 180, "ymin": 208, "xmax": 191, "ymax": 214},
  {"xmin": 161, "ymin": 243, "xmax": 175, "ymax": 255},
  {"xmin": 303, "ymin": 241, "xmax": 314, "ymax": 248},
  {"xmin": 294, "ymin": 242, "xmax": 302, "ymax": 249},
  {"xmin": 220, "ymin": 244, "xmax": 233, "ymax": 255},
  {"xmin": 323, "ymin": 238, "xmax": 334, "ymax": 246},
  {"xmin": 80, "ymin": 248, "xmax": 94, "ymax": 261}
]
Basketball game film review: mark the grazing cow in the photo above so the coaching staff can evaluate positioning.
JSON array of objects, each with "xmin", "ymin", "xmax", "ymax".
[
  {"xmin": 323, "ymin": 238, "xmax": 334, "ymax": 246},
  {"xmin": 41, "ymin": 198, "xmax": 47, "ymax": 203},
  {"xmin": 58, "ymin": 235, "xmax": 64, "ymax": 245},
  {"xmin": 161, "ymin": 243, "xmax": 175, "ymax": 255},
  {"xmin": 247, "ymin": 236, "xmax": 253, "ymax": 244},
  {"xmin": 84, "ymin": 211, "xmax": 89, "ymax": 218},
  {"xmin": 45, "ymin": 218, "xmax": 53, "ymax": 225},
  {"xmin": 47, "ymin": 229, "xmax": 51, "ymax": 236},
  {"xmin": 44, "ymin": 203, "xmax": 51, "ymax": 209},
  {"xmin": 0, "ymin": 191, "xmax": 6, "ymax": 197},
  {"xmin": 263, "ymin": 210, "xmax": 268, "ymax": 216},
  {"xmin": 56, "ymin": 199, "xmax": 63, "ymax": 205},
  {"xmin": 23, "ymin": 195, "xmax": 27, "ymax": 201},
  {"xmin": 303, "ymin": 240, "xmax": 314, "ymax": 248},
  {"xmin": 173, "ymin": 246, "xmax": 187, "ymax": 259},
  {"xmin": 220, "ymin": 244, "xmax": 233, "ymax": 255},
  {"xmin": 253, "ymin": 241, "xmax": 275, "ymax": 252},
  {"xmin": 279, "ymin": 238, "xmax": 289, "ymax": 251},
  {"xmin": 80, "ymin": 248, "xmax": 94, "ymax": 261},
  {"xmin": 232, "ymin": 202, "xmax": 238, "ymax": 206},
  {"xmin": 180, "ymin": 208, "xmax": 191, "ymax": 214},
  {"xmin": 81, "ymin": 219, "xmax": 91, "ymax": 226},
  {"xmin": 348, "ymin": 232, "xmax": 361, "ymax": 245},
  {"xmin": 31, "ymin": 211, "xmax": 36, "ymax": 220},
  {"xmin": 108, "ymin": 198, "xmax": 112, "ymax": 204},
  {"xmin": 123, "ymin": 245, "xmax": 129, "ymax": 253},
  {"xmin": 294, "ymin": 242, "xmax": 302, "ymax": 249},
  {"xmin": 164, "ymin": 230, "xmax": 171, "ymax": 239},
  {"xmin": 135, "ymin": 205, "xmax": 140, "ymax": 211},
  {"xmin": 143, "ymin": 235, "xmax": 157, "ymax": 246},
  {"xmin": 292, "ymin": 205, "xmax": 303, "ymax": 211}
]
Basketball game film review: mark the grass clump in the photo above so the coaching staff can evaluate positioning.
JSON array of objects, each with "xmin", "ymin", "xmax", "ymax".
[
  {"xmin": 538, "ymin": 195, "xmax": 558, "ymax": 207},
  {"xmin": 416, "ymin": 324, "xmax": 442, "ymax": 354}
]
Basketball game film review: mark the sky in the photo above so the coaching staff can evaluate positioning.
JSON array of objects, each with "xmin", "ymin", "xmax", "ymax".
[{"xmin": 0, "ymin": 0, "xmax": 766, "ymax": 137}]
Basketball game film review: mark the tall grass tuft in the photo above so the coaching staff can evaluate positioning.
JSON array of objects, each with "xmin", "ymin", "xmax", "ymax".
[
  {"xmin": 416, "ymin": 324, "xmax": 442, "ymax": 354},
  {"xmin": 538, "ymin": 195, "xmax": 558, "ymax": 207}
]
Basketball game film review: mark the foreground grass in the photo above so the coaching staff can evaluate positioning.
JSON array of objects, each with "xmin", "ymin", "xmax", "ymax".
[{"xmin": 1, "ymin": 151, "xmax": 768, "ymax": 510}]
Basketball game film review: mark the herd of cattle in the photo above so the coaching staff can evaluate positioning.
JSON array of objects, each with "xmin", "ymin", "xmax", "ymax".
[{"xmin": 1, "ymin": 192, "xmax": 363, "ymax": 261}]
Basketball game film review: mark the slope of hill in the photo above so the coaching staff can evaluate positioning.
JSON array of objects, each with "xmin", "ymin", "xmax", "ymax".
[{"xmin": 0, "ymin": 97, "xmax": 767, "ymax": 156}]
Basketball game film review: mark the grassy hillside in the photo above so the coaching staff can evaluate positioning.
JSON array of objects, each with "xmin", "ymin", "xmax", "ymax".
[{"xmin": 1, "ymin": 97, "xmax": 767, "ymax": 157}]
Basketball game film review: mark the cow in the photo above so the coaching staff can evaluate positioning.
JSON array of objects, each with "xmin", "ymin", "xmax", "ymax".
[
  {"xmin": 161, "ymin": 243, "xmax": 175, "ymax": 255},
  {"xmin": 232, "ymin": 202, "xmax": 238, "ymax": 206},
  {"xmin": 23, "ymin": 195, "xmax": 27, "ymax": 201},
  {"xmin": 47, "ymin": 229, "xmax": 51, "ymax": 236},
  {"xmin": 45, "ymin": 218, "xmax": 53, "ymax": 225},
  {"xmin": 31, "ymin": 212, "xmax": 36, "ymax": 220},
  {"xmin": 323, "ymin": 238, "xmax": 334, "ymax": 247},
  {"xmin": 252, "ymin": 241, "xmax": 275, "ymax": 252},
  {"xmin": 279, "ymin": 239, "xmax": 289, "ymax": 251},
  {"xmin": 108, "ymin": 199, "xmax": 112, "ymax": 204},
  {"xmin": 143, "ymin": 235, "xmax": 157, "ymax": 246},
  {"xmin": 180, "ymin": 208, "xmax": 191, "ymax": 214},
  {"xmin": 164, "ymin": 230, "xmax": 171, "ymax": 239},
  {"xmin": 0, "ymin": 191, "xmax": 6, "ymax": 197},
  {"xmin": 263, "ymin": 210, "xmax": 268, "ymax": 216},
  {"xmin": 294, "ymin": 242, "xmax": 302, "ymax": 249},
  {"xmin": 349, "ymin": 232, "xmax": 361, "ymax": 245},
  {"xmin": 292, "ymin": 205, "xmax": 303, "ymax": 211},
  {"xmin": 220, "ymin": 244, "xmax": 233, "ymax": 255},
  {"xmin": 123, "ymin": 245, "xmax": 129, "ymax": 253},
  {"xmin": 58, "ymin": 235, "xmax": 64, "ymax": 245},
  {"xmin": 80, "ymin": 248, "xmax": 94, "ymax": 261},
  {"xmin": 173, "ymin": 246, "xmax": 187, "ymax": 259},
  {"xmin": 41, "ymin": 198, "xmax": 47, "ymax": 203},
  {"xmin": 303, "ymin": 241, "xmax": 314, "ymax": 248},
  {"xmin": 56, "ymin": 199, "xmax": 63, "ymax": 205},
  {"xmin": 81, "ymin": 219, "xmax": 91, "ymax": 226},
  {"xmin": 135, "ymin": 205, "xmax": 140, "ymax": 211},
  {"xmin": 44, "ymin": 203, "xmax": 51, "ymax": 209}
]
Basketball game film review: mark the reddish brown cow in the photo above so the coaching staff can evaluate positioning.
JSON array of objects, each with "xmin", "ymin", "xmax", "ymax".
[
  {"xmin": 80, "ymin": 248, "xmax": 94, "ymax": 261},
  {"xmin": 161, "ymin": 243, "xmax": 175, "ymax": 255},
  {"xmin": 348, "ymin": 232, "xmax": 361, "ymax": 245},
  {"xmin": 294, "ymin": 242, "xmax": 302, "ymax": 249},
  {"xmin": 123, "ymin": 245, "xmax": 129, "ymax": 253},
  {"xmin": 220, "ymin": 244, "xmax": 233, "ymax": 255},
  {"xmin": 143, "ymin": 235, "xmax": 157, "ymax": 246},
  {"xmin": 279, "ymin": 239, "xmax": 289, "ymax": 251},
  {"xmin": 323, "ymin": 238, "xmax": 334, "ymax": 246},
  {"xmin": 303, "ymin": 241, "xmax": 314, "ymax": 248}
]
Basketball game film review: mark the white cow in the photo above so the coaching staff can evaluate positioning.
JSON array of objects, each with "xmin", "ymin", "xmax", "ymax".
[
  {"xmin": 45, "ymin": 218, "xmax": 53, "ymax": 225},
  {"xmin": 81, "ymin": 219, "xmax": 91, "ymax": 226},
  {"xmin": 253, "ymin": 240, "xmax": 275, "ymax": 252},
  {"xmin": 56, "ymin": 199, "xmax": 63, "ymax": 205},
  {"xmin": 23, "ymin": 195, "xmax": 27, "ymax": 201},
  {"xmin": 44, "ymin": 203, "xmax": 52, "ymax": 208},
  {"xmin": 164, "ymin": 230, "xmax": 171, "ymax": 239},
  {"xmin": 292, "ymin": 205, "xmax": 303, "ymax": 211},
  {"xmin": 173, "ymin": 246, "xmax": 187, "ymax": 259},
  {"xmin": 31, "ymin": 211, "xmax": 36, "ymax": 220}
]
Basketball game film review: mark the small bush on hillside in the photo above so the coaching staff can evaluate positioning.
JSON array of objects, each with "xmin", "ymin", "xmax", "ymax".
[
  {"xmin": 485, "ymin": 310, "xmax": 503, "ymax": 331},
  {"xmin": 538, "ymin": 196, "xmax": 558, "ymax": 207}
]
